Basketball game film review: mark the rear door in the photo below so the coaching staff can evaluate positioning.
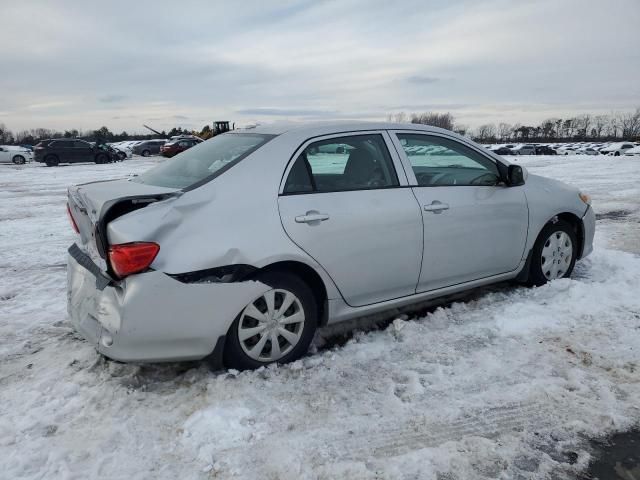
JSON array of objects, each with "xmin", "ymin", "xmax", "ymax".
[
  {"xmin": 278, "ymin": 132, "xmax": 423, "ymax": 307},
  {"xmin": 390, "ymin": 131, "xmax": 529, "ymax": 292}
]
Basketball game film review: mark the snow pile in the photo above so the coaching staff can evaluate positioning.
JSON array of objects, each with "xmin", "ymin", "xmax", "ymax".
[{"xmin": 0, "ymin": 156, "xmax": 639, "ymax": 479}]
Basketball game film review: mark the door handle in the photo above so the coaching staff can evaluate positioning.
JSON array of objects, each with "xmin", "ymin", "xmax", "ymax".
[
  {"xmin": 423, "ymin": 201, "xmax": 449, "ymax": 213},
  {"xmin": 295, "ymin": 212, "xmax": 330, "ymax": 223}
]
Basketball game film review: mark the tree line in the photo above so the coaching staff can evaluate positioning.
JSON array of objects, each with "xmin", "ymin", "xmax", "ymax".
[
  {"xmin": 0, "ymin": 124, "xmax": 216, "ymax": 146},
  {"xmin": 389, "ymin": 108, "xmax": 640, "ymax": 143},
  {"xmin": 3, "ymin": 108, "xmax": 640, "ymax": 146}
]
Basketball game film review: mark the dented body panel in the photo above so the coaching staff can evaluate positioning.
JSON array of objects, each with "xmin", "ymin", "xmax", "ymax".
[{"xmin": 66, "ymin": 122, "xmax": 595, "ymax": 363}]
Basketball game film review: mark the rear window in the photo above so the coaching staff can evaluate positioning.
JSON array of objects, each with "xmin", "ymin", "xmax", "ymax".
[{"xmin": 133, "ymin": 133, "xmax": 274, "ymax": 189}]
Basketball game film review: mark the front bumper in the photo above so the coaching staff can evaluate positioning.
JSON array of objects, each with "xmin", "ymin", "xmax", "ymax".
[
  {"xmin": 580, "ymin": 206, "xmax": 595, "ymax": 259},
  {"xmin": 67, "ymin": 245, "xmax": 270, "ymax": 362}
]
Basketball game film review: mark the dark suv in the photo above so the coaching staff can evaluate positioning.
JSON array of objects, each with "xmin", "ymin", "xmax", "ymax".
[
  {"xmin": 132, "ymin": 139, "xmax": 167, "ymax": 157},
  {"xmin": 34, "ymin": 139, "xmax": 117, "ymax": 166},
  {"xmin": 160, "ymin": 137, "xmax": 203, "ymax": 157}
]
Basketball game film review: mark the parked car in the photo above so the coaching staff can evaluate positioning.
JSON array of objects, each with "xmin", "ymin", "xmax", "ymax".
[
  {"xmin": 556, "ymin": 147, "xmax": 577, "ymax": 155},
  {"xmin": 67, "ymin": 122, "xmax": 595, "ymax": 369},
  {"xmin": 108, "ymin": 142, "xmax": 132, "ymax": 161},
  {"xmin": 600, "ymin": 142, "xmax": 635, "ymax": 156},
  {"xmin": 132, "ymin": 139, "xmax": 167, "ymax": 157},
  {"xmin": 577, "ymin": 147, "xmax": 599, "ymax": 155},
  {"xmin": 160, "ymin": 137, "xmax": 202, "ymax": 157},
  {"xmin": 624, "ymin": 146, "xmax": 640, "ymax": 156},
  {"xmin": 34, "ymin": 139, "xmax": 118, "ymax": 166},
  {"xmin": 511, "ymin": 144, "xmax": 537, "ymax": 155},
  {"xmin": 0, "ymin": 145, "xmax": 32, "ymax": 164},
  {"xmin": 534, "ymin": 145, "xmax": 557, "ymax": 155},
  {"xmin": 490, "ymin": 147, "xmax": 514, "ymax": 156}
]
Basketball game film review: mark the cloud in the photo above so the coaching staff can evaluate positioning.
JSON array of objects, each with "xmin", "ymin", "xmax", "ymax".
[
  {"xmin": 235, "ymin": 108, "xmax": 340, "ymax": 117},
  {"xmin": 406, "ymin": 76, "xmax": 441, "ymax": 84},
  {"xmin": 99, "ymin": 94, "xmax": 127, "ymax": 103},
  {"xmin": 0, "ymin": 0, "xmax": 638, "ymax": 132}
]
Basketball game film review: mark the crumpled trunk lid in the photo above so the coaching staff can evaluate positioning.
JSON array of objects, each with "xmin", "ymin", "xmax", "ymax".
[{"xmin": 67, "ymin": 178, "xmax": 178, "ymax": 272}]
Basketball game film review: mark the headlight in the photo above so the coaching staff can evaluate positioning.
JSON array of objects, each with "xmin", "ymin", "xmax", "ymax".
[{"xmin": 579, "ymin": 192, "xmax": 591, "ymax": 205}]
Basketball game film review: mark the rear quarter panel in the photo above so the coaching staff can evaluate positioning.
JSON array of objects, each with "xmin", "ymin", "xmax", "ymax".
[{"xmin": 106, "ymin": 135, "xmax": 342, "ymax": 300}]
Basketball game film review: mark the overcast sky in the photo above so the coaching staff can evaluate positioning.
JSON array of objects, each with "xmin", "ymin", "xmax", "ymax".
[{"xmin": 1, "ymin": 0, "xmax": 639, "ymax": 133}]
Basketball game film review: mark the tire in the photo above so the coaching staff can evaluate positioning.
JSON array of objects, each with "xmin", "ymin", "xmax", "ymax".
[
  {"xmin": 12, "ymin": 155, "xmax": 26, "ymax": 165},
  {"xmin": 142, "ymin": 150, "xmax": 150, "ymax": 157},
  {"xmin": 528, "ymin": 219, "xmax": 578, "ymax": 286},
  {"xmin": 614, "ymin": 151, "xmax": 620, "ymax": 156},
  {"xmin": 95, "ymin": 153, "xmax": 108, "ymax": 164},
  {"xmin": 223, "ymin": 271, "xmax": 318, "ymax": 370},
  {"xmin": 117, "ymin": 151, "xmax": 126, "ymax": 161},
  {"xmin": 44, "ymin": 155, "xmax": 59, "ymax": 167}
]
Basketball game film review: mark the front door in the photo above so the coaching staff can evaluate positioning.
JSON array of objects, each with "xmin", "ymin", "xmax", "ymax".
[
  {"xmin": 391, "ymin": 132, "xmax": 529, "ymax": 292},
  {"xmin": 278, "ymin": 132, "xmax": 423, "ymax": 307}
]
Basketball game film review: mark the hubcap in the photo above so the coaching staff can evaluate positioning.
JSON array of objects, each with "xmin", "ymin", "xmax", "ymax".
[
  {"xmin": 238, "ymin": 289, "xmax": 305, "ymax": 362},
  {"xmin": 541, "ymin": 231, "xmax": 573, "ymax": 280}
]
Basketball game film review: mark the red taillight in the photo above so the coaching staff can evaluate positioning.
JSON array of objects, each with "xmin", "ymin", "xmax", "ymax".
[
  {"xmin": 67, "ymin": 203, "xmax": 80, "ymax": 233},
  {"xmin": 108, "ymin": 242, "xmax": 160, "ymax": 278}
]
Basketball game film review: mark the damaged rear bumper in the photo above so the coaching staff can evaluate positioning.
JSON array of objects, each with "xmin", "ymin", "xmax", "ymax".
[{"xmin": 67, "ymin": 244, "xmax": 270, "ymax": 363}]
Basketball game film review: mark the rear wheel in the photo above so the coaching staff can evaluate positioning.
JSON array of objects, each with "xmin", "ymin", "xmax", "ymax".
[
  {"xmin": 223, "ymin": 272, "xmax": 317, "ymax": 370},
  {"xmin": 528, "ymin": 220, "xmax": 577, "ymax": 286},
  {"xmin": 12, "ymin": 155, "xmax": 25, "ymax": 165},
  {"xmin": 44, "ymin": 155, "xmax": 59, "ymax": 167}
]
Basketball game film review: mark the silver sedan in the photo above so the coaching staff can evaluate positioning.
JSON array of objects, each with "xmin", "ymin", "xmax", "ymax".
[{"xmin": 66, "ymin": 122, "xmax": 595, "ymax": 369}]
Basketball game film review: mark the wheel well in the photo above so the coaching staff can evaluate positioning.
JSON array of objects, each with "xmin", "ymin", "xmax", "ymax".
[
  {"xmin": 252, "ymin": 261, "xmax": 328, "ymax": 326},
  {"xmin": 553, "ymin": 212, "xmax": 584, "ymax": 259}
]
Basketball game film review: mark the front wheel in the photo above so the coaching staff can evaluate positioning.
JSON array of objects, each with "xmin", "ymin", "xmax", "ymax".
[
  {"xmin": 95, "ymin": 153, "xmax": 108, "ymax": 164},
  {"xmin": 142, "ymin": 150, "xmax": 150, "ymax": 157},
  {"xmin": 12, "ymin": 155, "xmax": 26, "ymax": 165},
  {"xmin": 528, "ymin": 220, "xmax": 577, "ymax": 286},
  {"xmin": 223, "ymin": 272, "xmax": 317, "ymax": 370}
]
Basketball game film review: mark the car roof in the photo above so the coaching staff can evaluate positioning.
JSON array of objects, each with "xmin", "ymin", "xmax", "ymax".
[{"xmin": 231, "ymin": 121, "xmax": 456, "ymax": 137}]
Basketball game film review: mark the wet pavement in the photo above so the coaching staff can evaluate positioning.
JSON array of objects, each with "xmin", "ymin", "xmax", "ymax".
[{"xmin": 583, "ymin": 430, "xmax": 640, "ymax": 479}]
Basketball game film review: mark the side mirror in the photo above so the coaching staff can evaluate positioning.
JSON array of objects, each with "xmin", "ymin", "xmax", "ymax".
[{"xmin": 507, "ymin": 164, "xmax": 526, "ymax": 186}]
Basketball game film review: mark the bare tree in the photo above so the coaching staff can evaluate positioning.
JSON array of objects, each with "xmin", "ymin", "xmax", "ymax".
[
  {"xmin": 387, "ymin": 112, "xmax": 409, "ymax": 123},
  {"xmin": 0, "ymin": 123, "xmax": 14, "ymax": 144},
  {"xmin": 574, "ymin": 114, "xmax": 592, "ymax": 139},
  {"xmin": 475, "ymin": 124, "xmax": 497, "ymax": 142},
  {"xmin": 497, "ymin": 123, "xmax": 512, "ymax": 142},
  {"xmin": 410, "ymin": 112, "xmax": 455, "ymax": 131},
  {"xmin": 617, "ymin": 108, "xmax": 640, "ymax": 139},
  {"xmin": 592, "ymin": 115, "xmax": 609, "ymax": 138}
]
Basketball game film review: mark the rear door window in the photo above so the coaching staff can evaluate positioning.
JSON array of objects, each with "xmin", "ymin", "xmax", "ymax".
[{"xmin": 283, "ymin": 134, "xmax": 399, "ymax": 194}]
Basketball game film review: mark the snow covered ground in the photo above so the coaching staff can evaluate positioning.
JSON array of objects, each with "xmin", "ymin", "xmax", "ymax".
[{"xmin": 1, "ymin": 155, "xmax": 639, "ymax": 479}]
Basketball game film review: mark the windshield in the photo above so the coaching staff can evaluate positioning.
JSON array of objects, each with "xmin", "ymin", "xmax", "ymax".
[{"xmin": 133, "ymin": 133, "xmax": 274, "ymax": 189}]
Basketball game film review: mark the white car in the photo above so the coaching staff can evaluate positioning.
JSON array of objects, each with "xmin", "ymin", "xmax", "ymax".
[
  {"xmin": 108, "ymin": 142, "xmax": 132, "ymax": 161},
  {"xmin": 623, "ymin": 146, "xmax": 640, "ymax": 156},
  {"xmin": 0, "ymin": 145, "xmax": 32, "ymax": 164},
  {"xmin": 577, "ymin": 147, "xmax": 599, "ymax": 155},
  {"xmin": 601, "ymin": 142, "xmax": 635, "ymax": 156},
  {"xmin": 556, "ymin": 147, "xmax": 577, "ymax": 155}
]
